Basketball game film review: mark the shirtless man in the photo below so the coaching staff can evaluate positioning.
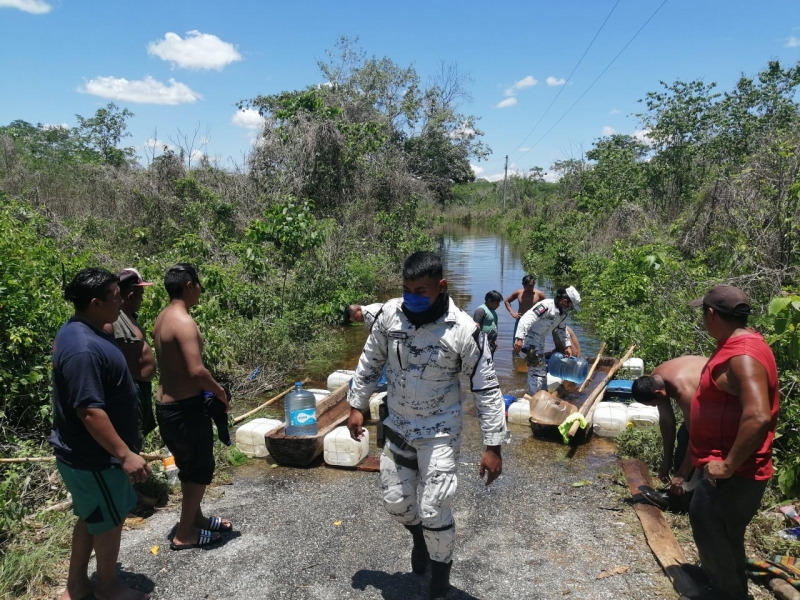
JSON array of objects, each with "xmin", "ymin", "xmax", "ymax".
[
  {"xmin": 153, "ymin": 264, "xmax": 231, "ymax": 550},
  {"xmin": 105, "ymin": 268, "xmax": 157, "ymax": 436},
  {"xmin": 504, "ymin": 274, "xmax": 546, "ymax": 341},
  {"xmin": 631, "ymin": 355, "xmax": 707, "ymax": 495}
]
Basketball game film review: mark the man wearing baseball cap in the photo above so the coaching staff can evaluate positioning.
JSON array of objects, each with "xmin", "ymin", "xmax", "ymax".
[
  {"xmin": 104, "ymin": 268, "xmax": 157, "ymax": 436},
  {"xmin": 687, "ymin": 285, "xmax": 779, "ymax": 599}
]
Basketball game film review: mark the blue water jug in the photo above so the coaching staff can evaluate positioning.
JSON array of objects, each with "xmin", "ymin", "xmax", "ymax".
[
  {"xmin": 284, "ymin": 381, "xmax": 318, "ymax": 436},
  {"xmin": 547, "ymin": 352, "xmax": 590, "ymax": 384}
]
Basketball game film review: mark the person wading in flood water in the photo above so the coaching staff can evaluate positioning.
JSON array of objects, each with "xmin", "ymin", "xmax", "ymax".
[{"xmin": 347, "ymin": 251, "xmax": 508, "ymax": 600}]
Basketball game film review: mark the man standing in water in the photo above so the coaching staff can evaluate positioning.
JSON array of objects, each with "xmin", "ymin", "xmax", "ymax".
[
  {"xmin": 153, "ymin": 264, "xmax": 232, "ymax": 550},
  {"xmin": 513, "ymin": 286, "xmax": 581, "ymax": 395},
  {"xmin": 688, "ymin": 286, "xmax": 779, "ymax": 599},
  {"xmin": 504, "ymin": 274, "xmax": 545, "ymax": 340},
  {"xmin": 347, "ymin": 251, "xmax": 508, "ymax": 600},
  {"xmin": 631, "ymin": 356, "xmax": 707, "ymax": 494}
]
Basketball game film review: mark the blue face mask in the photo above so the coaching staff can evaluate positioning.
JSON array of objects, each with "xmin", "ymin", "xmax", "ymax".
[{"xmin": 403, "ymin": 292, "xmax": 433, "ymax": 313}]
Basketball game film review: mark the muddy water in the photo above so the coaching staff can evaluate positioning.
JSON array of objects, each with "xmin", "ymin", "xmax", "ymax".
[{"xmin": 327, "ymin": 223, "xmax": 602, "ymax": 397}]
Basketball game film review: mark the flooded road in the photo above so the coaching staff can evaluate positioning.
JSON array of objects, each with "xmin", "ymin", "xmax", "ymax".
[{"xmin": 113, "ymin": 226, "xmax": 676, "ymax": 599}]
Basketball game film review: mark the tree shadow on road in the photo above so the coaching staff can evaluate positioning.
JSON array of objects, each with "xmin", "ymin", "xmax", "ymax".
[{"xmin": 352, "ymin": 569, "xmax": 482, "ymax": 600}]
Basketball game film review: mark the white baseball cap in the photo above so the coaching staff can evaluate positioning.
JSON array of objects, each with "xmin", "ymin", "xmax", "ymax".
[{"xmin": 565, "ymin": 286, "xmax": 581, "ymax": 311}]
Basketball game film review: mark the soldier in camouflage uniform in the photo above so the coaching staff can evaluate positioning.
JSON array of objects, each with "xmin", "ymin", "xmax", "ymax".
[
  {"xmin": 347, "ymin": 252, "xmax": 508, "ymax": 600},
  {"xmin": 512, "ymin": 286, "xmax": 581, "ymax": 395}
]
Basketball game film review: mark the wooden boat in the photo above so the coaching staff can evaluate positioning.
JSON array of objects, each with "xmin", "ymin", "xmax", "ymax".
[
  {"xmin": 265, "ymin": 380, "xmax": 352, "ymax": 467},
  {"xmin": 528, "ymin": 355, "xmax": 620, "ymax": 443}
]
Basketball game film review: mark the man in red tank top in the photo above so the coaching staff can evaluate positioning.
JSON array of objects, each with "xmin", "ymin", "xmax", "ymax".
[{"xmin": 687, "ymin": 285, "xmax": 779, "ymax": 600}]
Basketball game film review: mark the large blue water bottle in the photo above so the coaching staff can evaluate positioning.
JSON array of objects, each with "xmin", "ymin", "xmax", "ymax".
[
  {"xmin": 547, "ymin": 352, "xmax": 590, "ymax": 384},
  {"xmin": 284, "ymin": 382, "xmax": 318, "ymax": 436}
]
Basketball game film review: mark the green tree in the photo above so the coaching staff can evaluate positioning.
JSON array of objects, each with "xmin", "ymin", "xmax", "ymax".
[
  {"xmin": 74, "ymin": 102, "xmax": 136, "ymax": 167},
  {"xmin": 581, "ymin": 134, "xmax": 648, "ymax": 213}
]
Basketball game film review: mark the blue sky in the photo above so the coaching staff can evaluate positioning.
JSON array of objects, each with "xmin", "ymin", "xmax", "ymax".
[{"xmin": 1, "ymin": 0, "xmax": 798, "ymax": 182}]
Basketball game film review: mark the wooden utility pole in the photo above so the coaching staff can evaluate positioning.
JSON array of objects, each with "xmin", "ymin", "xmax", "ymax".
[{"xmin": 502, "ymin": 155, "xmax": 509, "ymax": 209}]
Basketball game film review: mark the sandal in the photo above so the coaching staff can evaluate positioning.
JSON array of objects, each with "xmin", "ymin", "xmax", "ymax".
[
  {"xmin": 170, "ymin": 528, "xmax": 221, "ymax": 550},
  {"xmin": 206, "ymin": 516, "xmax": 233, "ymax": 532}
]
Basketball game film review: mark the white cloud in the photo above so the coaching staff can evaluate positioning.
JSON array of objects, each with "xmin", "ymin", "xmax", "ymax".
[
  {"xmin": 543, "ymin": 170, "xmax": 561, "ymax": 183},
  {"xmin": 632, "ymin": 128, "xmax": 653, "ymax": 145},
  {"xmin": 470, "ymin": 164, "xmax": 485, "ymax": 175},
  {"xmin": 0, "ymin": 0, "xmax": 51, "ymax": 14},
  {"xmin": 232, "ymin": 108, "xmax": 266, "ymax": 130},
  {"xmin": 546, "ymin": 76, "xmax": 566, "ymax": 86},
  {"xmin": 496, "ymin": 97, "xmax": 517, "ymax": 109},
  {"xmin": 147, "ymin": 31, "xmax": 242, "ymax": 71},
  {"xmin": 786, "ymin": 36, "xmax": 800, "ymax": 48},
  {"xmin": 504, "ymin": 75, "xmax": 537, "ymax": 96},
  {"xmin": 79, "ymin": 76, "xmax": 201, "ymax": 105},
  {"xmin": 144, "ymin": 138, "xmax": 175, "ymax": 151},
  {"xmin": 601, "ymin": 126, "xmax": 616, "ymax": 136},
  {"xmin": 450, "ymin": 122, "xmax": 475, "ymax": 139},
  {"xmin": 610, "ymin": 108, "xmax": 621, "ymax": 115},
  {"xmin": 518, "ymin": 147, "xmax": 530, "ymax": 152}
]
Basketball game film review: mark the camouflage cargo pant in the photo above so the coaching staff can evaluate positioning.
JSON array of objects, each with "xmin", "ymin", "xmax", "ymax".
[{"xmin": 380, "ymin": 434, "xmax": 460, "ymax": 563}]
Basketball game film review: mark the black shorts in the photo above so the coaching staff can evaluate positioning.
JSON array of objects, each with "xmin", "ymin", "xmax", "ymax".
[{"xmin": 156, "ymin": 395, "xmax": 215, "ymax": 485}]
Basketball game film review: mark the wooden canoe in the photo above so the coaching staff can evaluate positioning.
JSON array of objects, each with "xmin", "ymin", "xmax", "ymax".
[
  {"xmin": 265, "ymin": 380, "xmax": 352, "ymax": 467},
  {"xmin": 529, "ymin": 356, "xmax": 619, "ymax": 442}
]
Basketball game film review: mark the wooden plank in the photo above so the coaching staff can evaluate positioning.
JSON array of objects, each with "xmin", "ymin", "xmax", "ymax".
[{"xmin": 621, "ymin": 459, "xmax": 704, "ymax": 598}]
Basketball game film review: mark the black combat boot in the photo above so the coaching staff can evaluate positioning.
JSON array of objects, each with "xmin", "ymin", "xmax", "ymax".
[
  {"xmin": 429, "ymin": 559, "xmax": 452, "ymax": 599},
  {"xmin": 404, "ymin": 523, "xmax": 429, "ymax": 575}
]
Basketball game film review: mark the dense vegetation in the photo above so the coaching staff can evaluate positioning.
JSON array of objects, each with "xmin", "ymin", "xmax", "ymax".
[
  {"xmin": 0, "ymin": 38, "xmax": 484, "ymax": 598},
  {"xmin": 442, "ymin": 60, "xmax": 800, "ymax": 500}
]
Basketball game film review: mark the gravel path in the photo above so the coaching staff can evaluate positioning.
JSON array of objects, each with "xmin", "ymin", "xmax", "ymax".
[{"xmin": 114, "ymin": 413, "xmax": 677, "ymax": 600}]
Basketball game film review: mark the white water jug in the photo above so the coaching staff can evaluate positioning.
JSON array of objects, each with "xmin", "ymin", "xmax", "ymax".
[
  {"xmin": 324, "ymin": 425, "xmax": 369, "ymax": 467},
  {"xmin": 626, "ymin": 402, "xmax": 659, "ymax": 428},
  {"xmin": 306, "ymin": 388, "xmax": 331, "ymax": 404},
  {"xmin": 235, "ymin": 418, "xmax": 283, "ymax": 458},
  {"xmin": 620, "ymin": 358, "xmax": 645, "ymax": 378},
  {"xmin": 593, "ymin": 402, "xmax": 630, "ymax": 438},
  {"xmin": 507, "ymin": 399, "xmax": 530, "ymax": 425},
  {"xmin": 327, "ymin": 369, "xmax": 355, "ymax": 392}
]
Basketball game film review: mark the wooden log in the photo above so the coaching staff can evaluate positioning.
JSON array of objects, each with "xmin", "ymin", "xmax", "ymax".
[
  {"xmin": 232, "ymin": 378, "xmax": 310, "ymax": 424},
  {"xmin": 621, "ymin": 459, "xmax": 704, "ymax": 598},
  {"xmin": 265, "ymin": 380, "xmax": 352, "ymax": 467},
  {"xmin": 578, "ymin": 342, "xmax": 605, "ymax": 393},
  {"xmin": 768, "ymin": 578, "xmax": 800, "ymax": 600},
  {"xmin": 568, "ymin": 344, "xmax": 636, "ymax": 438}
]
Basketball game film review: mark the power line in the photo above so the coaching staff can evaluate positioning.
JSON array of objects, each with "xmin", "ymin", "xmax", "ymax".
[
  {"xmin": 510, "ymin": 0, "xmax": 621, "ymax": 157},
  {"xmin": 518, "ymin": 0, "xmax": 669, "ymax": 162}
]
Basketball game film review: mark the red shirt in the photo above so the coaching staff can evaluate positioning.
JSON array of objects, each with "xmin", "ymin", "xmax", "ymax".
[{"xmin": 689, "ymin": 331, "xmax": 779, "ymax": 480}]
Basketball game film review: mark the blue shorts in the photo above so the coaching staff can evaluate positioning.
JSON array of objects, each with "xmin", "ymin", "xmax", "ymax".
[{"xmin": 56, "ymin": 460, "xmax": 136, "ymax": 534}]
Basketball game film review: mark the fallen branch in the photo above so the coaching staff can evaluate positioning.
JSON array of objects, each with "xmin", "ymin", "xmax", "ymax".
[
  {"xmin": 1, "ymin": 451, "xmax": 163, "ymax": 465},
  {"xmin": 578, "ymin": 342, "xmax": 606, "ymax": 393},
  {"xmin": 768, "ymin": 578, "xmax": 800, "ymax": 600},
  {"xmin": 232, "ymin": 378, "xmax": 310, "ymax": 424}
]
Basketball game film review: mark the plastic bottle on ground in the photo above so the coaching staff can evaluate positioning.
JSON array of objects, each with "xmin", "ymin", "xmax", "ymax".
[
  {"xmin": 162, "ymin": 449, "xmax": 179, "ymax": 485},
  {"xmin": 547, "ymin": 352, "xmax": 590, "ymax": 384},
  {"xmin": 284, "ymin": 381, "xmax": 318, "ymax": 436}
]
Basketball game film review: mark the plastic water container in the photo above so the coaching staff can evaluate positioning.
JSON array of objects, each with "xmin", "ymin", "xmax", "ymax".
[
  {"xmin": 626, "ymin": 402, "xmax": 659, "ymax": 428},
  {"xmin": 546, "ymin": 373, "xmax": 562, "ymax": 392},
  {"xmin": 620, "ymin": 358, "xmax": 645, "ymax": 378},
  {"xmin": 502, "ymin": 394, "xmax": 516, "ymax": 414},
  {"xmin": 604, "ymin": 380, "xmax": 634, "ymax": 403},
  {"xmin": 306, "ymin": 388, "xmax": 331, "ymax": 404},
  {"xmin": 507, "ymin": 400, "xmax": 530, "ymax": 425},
  {"xmin": 162, "ymin": 449, "xmax": 179, "ymax": 485},
  {"xmin": 235, "ymin": 418, "xmax": 283, "ymax": 458},
  {"xmin": 593, "ymin": 402, "xmax": 630, "ymax": 437},
  {"xmin": 370, "ymin": 391, "xmax": 388, "ymax": 420},
  {"xmin": 327, "ymin": 370, "xmax": 355, "ymax": 392},
  {"xmin": 324, "ymin": 426, "xmax": 369, "ymax": 467},
  {"xmin": 284, "ymin": 382, "xmax": 318, "ymax": 436},
  {"xmin": 547, "ymin": 352, "xmax": 590, "ymax": 384}
]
